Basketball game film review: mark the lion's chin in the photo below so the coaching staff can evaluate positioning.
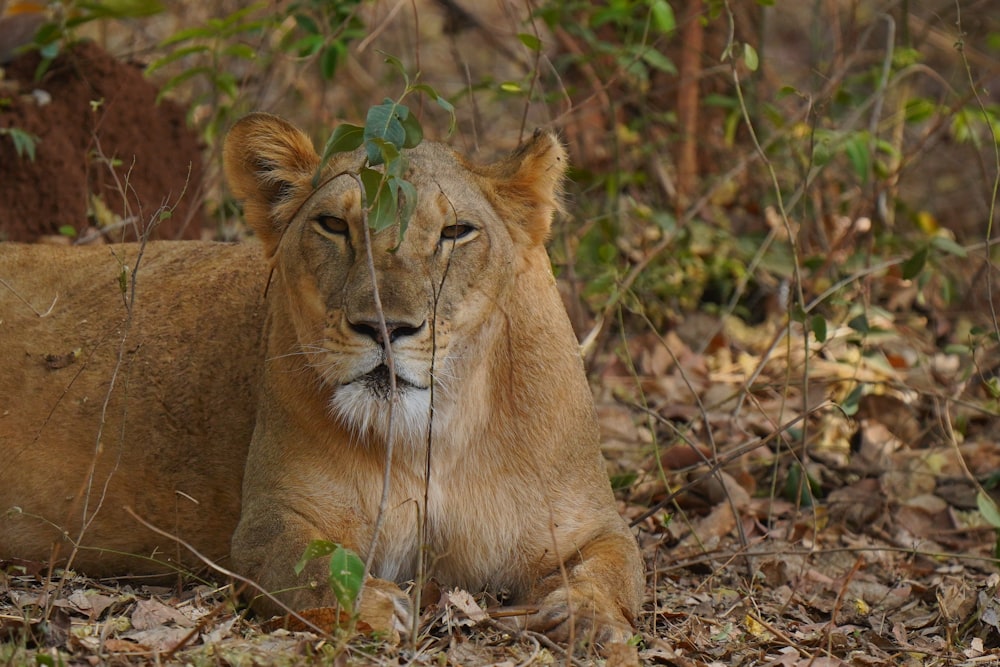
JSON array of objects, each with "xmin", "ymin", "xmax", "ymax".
[
  {"xmin": 330, "ymin": 371, "xmax": 431, "ymax": 445},
  {"xmin": 356, "ymin": 364, "xmax": 423, "ymax": 400}
]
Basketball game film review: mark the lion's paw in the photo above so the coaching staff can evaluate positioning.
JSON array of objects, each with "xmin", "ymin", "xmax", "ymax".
[
  {"xmin": 358, "ymin": 577, "xmax": 412, "ymax": 638},
  {"xmin": 528, "ymin": 586, "xmax": 634, "ymax": 648}
]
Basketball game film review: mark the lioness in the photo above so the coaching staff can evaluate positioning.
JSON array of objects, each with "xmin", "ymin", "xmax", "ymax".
[{"xmin": 0, "ymin": 113, "xmax": 644, "ymax": 644}]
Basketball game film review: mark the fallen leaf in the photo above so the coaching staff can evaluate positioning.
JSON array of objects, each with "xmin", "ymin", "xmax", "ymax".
[
  {"xmin": 130, "ymin": 597, "xmax": 193, "ymax": 630},
  {"xmin": 442, "ymin": 588, "xmax": 488, "ymax": 626}
]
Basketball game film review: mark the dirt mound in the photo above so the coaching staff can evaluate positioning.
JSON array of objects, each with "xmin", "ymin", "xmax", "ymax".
[{"xmin": 0, "ymin": 40, "xmax": 204, "ymax": 242}]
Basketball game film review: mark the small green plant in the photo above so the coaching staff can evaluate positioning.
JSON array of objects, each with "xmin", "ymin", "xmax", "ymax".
[
  {"xmin": 29, "ymin": 0, "xmax": 165, "ymax": 79},
  {"xmin": 279, "ymin": 0, "xmax": 366, "ymax": 80},
  {"xmin": 0, "ymin": 126, "xmax": 39, "ymax": 161},
  {"xmin": 148, "ymin": 2, "xmax": 367, "ymax": 147},
  {"xmin": 146, "ymin": 3, "xmax": 272, "ymax": 145},
  {"xmin": 295, "ymin": 540, "xmax": 365, "ymax": 619}
]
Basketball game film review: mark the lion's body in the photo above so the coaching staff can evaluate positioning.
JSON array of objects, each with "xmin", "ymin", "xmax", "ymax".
[
  {"xmin": 0, "ymin": 242, "xmax": 264, "ymax": 569},
  {"xmin": 0, "ymin": 114, "xmax": 644, "ymax": 644}
]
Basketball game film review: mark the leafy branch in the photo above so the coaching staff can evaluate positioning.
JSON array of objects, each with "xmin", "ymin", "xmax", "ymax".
[{"xmin": 314, "ymin": 55, "xmax": 455, "ymax": 236}]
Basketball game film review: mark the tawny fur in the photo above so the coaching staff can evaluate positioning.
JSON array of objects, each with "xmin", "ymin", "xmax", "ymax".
[{"xmin": 0, "ymin": 113, "xmax": 644, "ymax": 644}]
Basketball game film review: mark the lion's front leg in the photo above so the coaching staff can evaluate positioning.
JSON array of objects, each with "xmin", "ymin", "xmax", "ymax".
[
  {"xmin": 231, "ymin": 505, "xmax": 412, "ymax": 635},
  {"xmin": 524, "ymin": 529, "xmax": 644, "ymax": 646}
]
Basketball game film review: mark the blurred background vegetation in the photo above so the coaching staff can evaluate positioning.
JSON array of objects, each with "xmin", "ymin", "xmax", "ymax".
[{"xmin": 3, "ymin": 0, "xmax": 997, "ymax": 341}]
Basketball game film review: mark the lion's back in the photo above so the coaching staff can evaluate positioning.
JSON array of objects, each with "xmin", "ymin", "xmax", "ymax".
[{"xmin": 0, "ymin": 241, "xmax": 267, "ymax": 574}]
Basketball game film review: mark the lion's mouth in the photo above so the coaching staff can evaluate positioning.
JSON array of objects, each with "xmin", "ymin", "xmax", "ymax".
[{"xmin": 357, "ymin": 364, "xmax": 422, "ymax": 399}]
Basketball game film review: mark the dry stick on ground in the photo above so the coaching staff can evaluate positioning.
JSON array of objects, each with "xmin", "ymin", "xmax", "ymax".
[{"xmin": 122, "ymin": 507, "xmax": 333, "ymax": 640}]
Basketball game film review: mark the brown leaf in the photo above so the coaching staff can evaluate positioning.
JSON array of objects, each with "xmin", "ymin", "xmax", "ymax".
[
  {"xmin": 442, "ymin": 588, "xmax": 488, "ymax": 626},
  {"xmin": 130, "ymin": 598, "xmax": 193, "ymax": 630}
]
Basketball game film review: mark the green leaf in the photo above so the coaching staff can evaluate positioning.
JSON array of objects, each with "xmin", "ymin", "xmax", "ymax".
[
  {"xmin": 610, "ymin": 471, "xmax": 638, "ymax": 492},
  {"xmin": 58, "ymin": 225, "xmax": 76, "ymax": 238},
  {"xmin": 381, "ymin": 52, "xmax": 408, "ymax": 84},
  {"xmin": 160, "ymin": 24, "xmax": 216, "ymax": 47},
  {"xmin": 640, "ymin": 47, "xmax": 676, "ymax": 74},
  {"xmin": 847, "ymin": 313, "xmax": 869, "ymax": 334},
  {"xmin": 840, "ymin": 384, "xmax": 863, "ymax": 416},
  {"xmin": 364, "ymin": 100, "xmax": 408, "ymax": 165},
  {"xmin": 410, "ymin": 83, "xmax": 456, "ymax": 134},
  {"xmin": 844, "ymin": 133, "xmax": 870, "ymax": 183},
  {"xmin": 324, "ymin": 123, "xmax": 365, "ymax": 154},
  {"xmin": 287, "ymin": 33, "xmax": 324, "ymax": 57},
  {"xmin": 320, "ymin": 43, "xmax": 342, "ymax": 80},
  {"xmin": 4, "ymin": 128, "xmax": 39, "ymax": 161},
  {"xmin": 518, "ymin": 32, "xmax": 541, "ymax": 51},
  {"xmin": 978, "ymin": 491, "xmax": 1000, "ymax": 529},
  {"xmin": 901, "ymin": 245, "xmax": 928, "ymax": 280},
  {"xmin": 400, "ymin": 111, "xmax": 423, "ymax": 148},
  {"xmin": 314, "ymin": 123, "xmax": 364, "ymax": 186},
  {"xmin": 650, "ymin": 0, "xmax": 676, "ymax": 33},
  {"xmin": 293, "ymin": 12, "xmax": 320, "ymax": 35},
  {"xmin": 743, "ymin": 43, "xmax": 759, "ymax": 72},
  {"xmin": 930, "ymin": 235, "xmax": 968, "ymax": 257},
  {"xmin": 222, "ymin": 43, "xmax": 257, "ymax": 61},
  {"xmin": 327, "ymin": 545, "xmax": 365, "ymax": 612},
  {"xmin": 157, "ymin": 65, "xmax": 214, "ymax": 99},
  {"xmin": 396, "ymin": 177, "xmax": 417, "ymax": 240},
  {"xmin": 369, "ymin": 137, "xmax": 400, "ymax": 166},
  {"xmin": 146, "ymin": 44, "xmax": 212, "ymax": 75},
  {"xmin": 810, "ymin": 314, "xmax": 827, "ymax": 343},
  {"xmin": 77, "ymin": 0, "xmax": 164, "ymax": 20},
  {"xmin": 33, "ymin": 23, "xmax": 62, "ymax": 47},
  {"xmin": 294, "ymin": 539, "xmax": 338, "ymax": 575},
  {"xmin": 361, "ymin": 166, "xmax": 396, "ymax": 231}
]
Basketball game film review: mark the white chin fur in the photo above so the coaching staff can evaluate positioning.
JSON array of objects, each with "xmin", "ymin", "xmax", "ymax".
[{"xmin": 331, "ymin": 383, "xmax": 432, "ymax": 445}]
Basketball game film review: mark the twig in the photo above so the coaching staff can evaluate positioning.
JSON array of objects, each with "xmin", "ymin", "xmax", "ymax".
[
  {"xmin": 345, "ymin": 172, "xmax": 399, "ymax": 613},
  {"xmin": 955, "ymin": 0, "xmax": 1000, "ymax": 339},
  {"xmin": 0, "ymin": 277, "xmax": 57, "ymax": 317},
  {"xmin": 123, "ymin": 507, "xmax": 331, "ymax": 638}
]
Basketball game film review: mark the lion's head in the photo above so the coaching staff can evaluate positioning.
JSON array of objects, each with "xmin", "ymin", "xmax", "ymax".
[{"xmin": 224, "ymin": 113, "xmax": 570, "ymax": 447}]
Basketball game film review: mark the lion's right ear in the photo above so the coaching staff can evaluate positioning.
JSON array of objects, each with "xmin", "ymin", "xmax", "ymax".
[{"xmin": 223, "ymin": 113, "xmax": 320, "ymax": 256}]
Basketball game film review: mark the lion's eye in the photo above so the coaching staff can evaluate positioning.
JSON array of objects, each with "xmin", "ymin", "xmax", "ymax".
[
  {"xmin": 315, "ymin": 215, "xmax": 348, "ymax": 236},
  {"xmin": 440, "ymin": 223, "xmax": 476, "ymax": 243}
]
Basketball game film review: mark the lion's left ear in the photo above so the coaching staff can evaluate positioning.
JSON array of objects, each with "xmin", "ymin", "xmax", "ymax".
[
  {"xmin": 480, "ymin": 130, "xmax": 567, "ymax": 246},
  {"xmin": 224, "ymin": 112, "xmax": 320, "ymax": 256}
]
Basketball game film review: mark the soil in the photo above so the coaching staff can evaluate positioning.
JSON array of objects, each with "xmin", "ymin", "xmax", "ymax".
[{"xmin": 0, "ymin": 40, "xmax": 204, "ymax": 242}]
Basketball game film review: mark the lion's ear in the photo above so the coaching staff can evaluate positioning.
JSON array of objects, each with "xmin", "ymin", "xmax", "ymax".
[
  {"xmin": 224, "ymin": 113, "xmax": 319, "ymax": 256},
  {"xmin": 483, "ymin": 130, "xmax": 567, "ymax": 246}
]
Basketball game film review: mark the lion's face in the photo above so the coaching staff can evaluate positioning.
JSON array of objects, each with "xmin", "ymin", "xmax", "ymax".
[
  {"xmin": 224, "ymin": 114, "xmax": 566, "ymax": 445},
  {"xmin": 278, "ymin": 151, "xmax": 517, "ymax": 441}
]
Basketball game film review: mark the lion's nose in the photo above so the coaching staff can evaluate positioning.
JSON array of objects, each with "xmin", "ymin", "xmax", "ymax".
[{"xmin": 349, "ymin": 319, "xmax": 426, "ymax": 344}]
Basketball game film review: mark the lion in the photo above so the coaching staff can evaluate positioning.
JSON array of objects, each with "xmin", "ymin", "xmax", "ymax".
[{"xmin": 0, "ymin": 112, "xmax": 644, "ymax": 645}]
